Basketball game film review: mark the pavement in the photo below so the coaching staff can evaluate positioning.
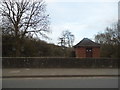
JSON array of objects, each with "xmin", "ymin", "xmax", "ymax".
[{"xmin": 2, "ymin": 68, "xmax": 119, "ymax": 78}]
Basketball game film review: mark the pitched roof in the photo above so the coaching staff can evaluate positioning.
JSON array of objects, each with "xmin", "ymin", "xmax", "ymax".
[{"xmin": 74, "ymin": 38, "xmax": 100, "ymax": 48}]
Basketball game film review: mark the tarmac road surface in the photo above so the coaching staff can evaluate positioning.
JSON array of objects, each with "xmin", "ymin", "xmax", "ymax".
[
  {"xmin": 2, "ymin": 68, "xmax": 119, "ymax": 88},
  {"xmin": 2, "ymin": 77, "xmax": 118, "ymax": 88}
]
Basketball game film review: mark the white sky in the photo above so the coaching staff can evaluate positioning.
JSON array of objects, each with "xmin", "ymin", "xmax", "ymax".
[{"xmin": 43, "ymin": 0, "xmax": 118, "ymax": 45}]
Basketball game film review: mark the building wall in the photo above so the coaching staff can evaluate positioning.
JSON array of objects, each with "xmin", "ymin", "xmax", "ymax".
[
  {"xmin": 75, "ymin": 47, "xmax": 86, "ymax": 58},
  {"xmin": 92, "ymin": 47, "xmax": 100, "ymax": 58},
  {"xmin": 75, "ymin": 47, "xmax": 100, "ymax": 58}
]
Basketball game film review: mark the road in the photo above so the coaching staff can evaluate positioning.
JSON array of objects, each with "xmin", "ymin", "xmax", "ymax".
[{"xmin": 2, "ymin": 77, "xmax": 118, "ymax": 88}]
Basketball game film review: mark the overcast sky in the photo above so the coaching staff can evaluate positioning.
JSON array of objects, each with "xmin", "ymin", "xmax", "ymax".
[{"xmin": 43, "ymin": 0, "xmax": 118, "ymax": 45}]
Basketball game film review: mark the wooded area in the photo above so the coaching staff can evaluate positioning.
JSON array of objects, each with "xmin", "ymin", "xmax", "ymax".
[
  {"xmin": 1, "ymin": 0, "xmax": 75, "ymax": 57},
  {"xmin": 95, "ymin": 22, "xmax": 120, "ymax": 58},
  {"xmin": 1, "ymin": 0, "xmax": 120, "ymax": 58},
  {"xmin": 2, "ymin": 34, "xmax": 74, "ymax": 57}
]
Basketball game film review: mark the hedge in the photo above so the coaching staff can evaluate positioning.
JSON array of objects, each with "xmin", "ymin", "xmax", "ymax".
[{"xmin": 2, "ymin": 57, "xmax": 119, "ymax": 68}]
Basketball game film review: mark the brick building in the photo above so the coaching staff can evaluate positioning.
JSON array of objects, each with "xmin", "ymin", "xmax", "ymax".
[{"xmin": 74, "ymin": 38, "xmax": 100, "ymax": 58}]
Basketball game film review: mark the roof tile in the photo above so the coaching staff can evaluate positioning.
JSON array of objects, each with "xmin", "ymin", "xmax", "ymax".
[{"xmin": 74, "ymin": 38, "xmax": 100, "ymax": 48}]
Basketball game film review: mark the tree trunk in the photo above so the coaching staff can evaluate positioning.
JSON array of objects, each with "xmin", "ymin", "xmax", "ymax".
[{"xmin": 15, "ymin": 37, "xmax": 21, "ymax": 57}]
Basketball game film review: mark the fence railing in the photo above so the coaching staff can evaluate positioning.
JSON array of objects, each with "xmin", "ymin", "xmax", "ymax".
[{"xmin": 2, "ymin": 57, "xmax": 119, "ymax": 68}]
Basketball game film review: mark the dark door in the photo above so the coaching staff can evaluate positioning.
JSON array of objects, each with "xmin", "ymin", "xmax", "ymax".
[{"xmin": 86, "ymin": 48, "xmax": 92, "ymax": 57}]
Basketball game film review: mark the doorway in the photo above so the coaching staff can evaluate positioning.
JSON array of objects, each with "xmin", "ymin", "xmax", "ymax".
[{"xmin": 86, "ymin": 48, "xmax": 92, "ymax": 57}]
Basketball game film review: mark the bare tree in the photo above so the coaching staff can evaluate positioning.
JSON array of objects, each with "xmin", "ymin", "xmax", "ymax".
[
  {"xmin": 58, "ymin": 30, "xmax": 75, "ymax": 47},
  {"xmin": 95, "ymin": 22, "xmax": 120, "ymax": 45},
  {"xmin": 1, "ymin": 0, "xmax": 50, "ymax": 56},
  {"xmin": 58, "ymin": 37, "xmax": 65, "ymax": 48}
]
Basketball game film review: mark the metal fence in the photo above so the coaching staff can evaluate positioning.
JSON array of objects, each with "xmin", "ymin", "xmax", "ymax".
[{"xmin": 2, "ymin": 57, "xmax": 119, "ymax": 68}]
